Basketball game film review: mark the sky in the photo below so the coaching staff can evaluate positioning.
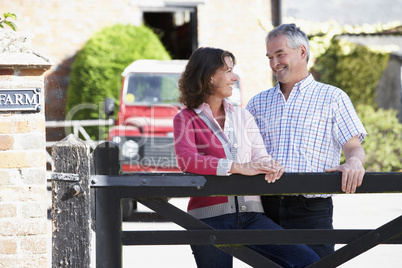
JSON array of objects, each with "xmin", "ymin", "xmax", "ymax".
[{"xmin": 284, "ymin": 0, "xmax": 402, "ymax": 26}]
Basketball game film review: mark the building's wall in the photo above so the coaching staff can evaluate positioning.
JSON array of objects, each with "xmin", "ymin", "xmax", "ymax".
[
  {"xmin": 0, "ymin": 29, "xmax": 51, "ymax": 268},
  {"xmin": 197, "ymin": 0, "xmax": 272, "ymax": 103},
  {"xmin": 1, "ymin": 0, "xmax": 142, "ymax": 130},
  {"xmin": 2, "ymin": 0, "xmax": 142, "ymax": 63},
  {"xmin": 1, "ymin": 0, "xmax": 273, "ymax": 129}
]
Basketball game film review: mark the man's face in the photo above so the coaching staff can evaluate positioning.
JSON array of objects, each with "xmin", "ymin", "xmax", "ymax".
[{"xmin": 266, "ymin": 35, "xmax": 307, "ymax": 87}]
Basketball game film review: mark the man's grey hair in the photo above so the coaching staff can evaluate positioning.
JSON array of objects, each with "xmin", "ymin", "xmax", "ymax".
[{"xmin": 266, "ymin": 23, "xmax": 310, "ymax": 63}]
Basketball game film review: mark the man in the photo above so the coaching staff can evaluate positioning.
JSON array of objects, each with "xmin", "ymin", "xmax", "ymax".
[{"xmin": 246, "ymin": 23, "xmax": 367, "ymax": 257}]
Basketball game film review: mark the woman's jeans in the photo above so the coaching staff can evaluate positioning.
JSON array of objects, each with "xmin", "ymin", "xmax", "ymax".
[{"xmin": 191, "ymin": 212, "xmax": 319, "ymax": 268}]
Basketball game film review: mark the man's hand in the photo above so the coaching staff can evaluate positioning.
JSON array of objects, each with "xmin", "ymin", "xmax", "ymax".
[
  {"xmin": 325, "ymin": 136, "xmax": 366, "ymax": 194},
  {"xmin": 325, "ymin": 157, "xmax": 365, "ymax": 194}
]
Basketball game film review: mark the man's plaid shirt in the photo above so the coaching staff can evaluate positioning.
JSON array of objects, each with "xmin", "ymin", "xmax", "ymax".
[{"xmin": 246, "ymin": 74, "xmax": 367, "ymax": 198}]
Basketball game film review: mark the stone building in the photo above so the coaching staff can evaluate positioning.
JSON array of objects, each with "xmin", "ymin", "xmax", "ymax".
[{"xmin": 1, "ymin": 0, "xmax": 275, "ymax": 138}]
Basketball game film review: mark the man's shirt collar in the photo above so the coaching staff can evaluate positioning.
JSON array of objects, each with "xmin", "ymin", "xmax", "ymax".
[{"xmin": 275, "ymin": 74, "xmax": 314, "ymax": 93}]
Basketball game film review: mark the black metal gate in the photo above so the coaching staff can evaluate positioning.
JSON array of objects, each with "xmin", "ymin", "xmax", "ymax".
[{"xmin": 52, "ymin": 138, "xmax": 402, "ymax": 268}]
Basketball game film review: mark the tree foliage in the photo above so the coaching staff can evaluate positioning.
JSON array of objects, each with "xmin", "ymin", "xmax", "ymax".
[
  {"xmin": 66, "ymin": 24, "xmax": 171, "ymax": 125},
  {"xmin": 0, "ymin": 12, "xmax": 17, "ymax": 31}
]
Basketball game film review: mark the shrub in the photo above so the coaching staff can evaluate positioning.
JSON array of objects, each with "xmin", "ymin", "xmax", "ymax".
[
  {"xmin": 356, "ymin": 105, "xmax": 402, "ymax": 172},
  {"xmin": 66, "ymin": 24, "xmax": 170, "ymax": 139}
]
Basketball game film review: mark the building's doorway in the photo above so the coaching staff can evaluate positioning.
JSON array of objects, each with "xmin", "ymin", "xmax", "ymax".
[{"xmin": 143, "ymin": 9, "xmax": 197, "ymax": 59}]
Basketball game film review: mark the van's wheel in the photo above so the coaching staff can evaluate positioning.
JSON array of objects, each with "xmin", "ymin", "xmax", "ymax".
[{"xmin": 122, "ymin": 198, "xmax": 137, "ymax": 220}]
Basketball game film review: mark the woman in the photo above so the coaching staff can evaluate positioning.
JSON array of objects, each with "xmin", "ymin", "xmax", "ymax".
[{"xmin": 173, "ymin": 47, "xmax": 319, "ymax": 268}]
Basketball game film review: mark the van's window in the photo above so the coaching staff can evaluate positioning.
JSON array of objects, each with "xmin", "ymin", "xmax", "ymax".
[{"xmin": 124, "ymin": 73, "xmax": 181, "ymax": 104}]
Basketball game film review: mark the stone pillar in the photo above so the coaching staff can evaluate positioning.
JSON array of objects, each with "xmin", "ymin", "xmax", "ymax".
[{"xmin": 0, "ymin": 28, "xmax": 52, "ymax": 267}]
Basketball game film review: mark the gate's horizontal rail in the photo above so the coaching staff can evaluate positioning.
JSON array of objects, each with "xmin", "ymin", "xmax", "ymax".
[
  {"xmin": 91, "ymin": 172, "xmax": 402, "ymax": 197},
  {"xmin": 122, "ymin": 229, "xmax": 402, "ymax": 246}
]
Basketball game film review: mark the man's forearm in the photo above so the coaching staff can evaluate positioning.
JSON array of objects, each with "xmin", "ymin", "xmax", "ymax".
[
  {"xmin": 345, "ymin": 146, "xmax": 366, "ymax": 166},
  {"xmin": 343, "ymin": 136, "xmax": 366, "ymax": 166}
]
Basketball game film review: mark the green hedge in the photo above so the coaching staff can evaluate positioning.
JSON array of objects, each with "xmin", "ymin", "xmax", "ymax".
[
  {"xmin": 313, "ymin": 38, "xmax": 389, "ymax": 107},
  {"xmin": 356, "ymin": 105, "xmax": 402, "ymax": 172},
  {"xmin": 66, "ymin": 24, "xmax": 171, "ymax": 139}
]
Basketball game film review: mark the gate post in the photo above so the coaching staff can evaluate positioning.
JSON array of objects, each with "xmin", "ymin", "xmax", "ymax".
[
  {"xmin": 92, "ymin": 141, "xmax": 121, "ymax": 268},
  {"xmin": 52, "ymin": 134, "xmax": 93, "ymax": 267}
]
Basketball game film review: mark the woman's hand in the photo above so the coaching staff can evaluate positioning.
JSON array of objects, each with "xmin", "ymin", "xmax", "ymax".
[
  {"xmin": 229, "ymin": 157, "xmax": 285, "ymax": 183},
  {"xmin": 256, "ymin": 157, "xmax": 285, "ymax": 183}
]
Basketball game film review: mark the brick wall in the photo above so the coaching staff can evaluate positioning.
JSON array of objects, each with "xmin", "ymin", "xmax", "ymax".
[{"xmin": 0, "ymin": 28, "xmax": 51, "ymax": 268}]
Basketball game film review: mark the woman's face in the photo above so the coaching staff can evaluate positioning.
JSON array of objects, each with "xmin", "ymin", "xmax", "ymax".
[{"xmin": 209, "ymin": 56, "xmax": 238, "ymax": 99}]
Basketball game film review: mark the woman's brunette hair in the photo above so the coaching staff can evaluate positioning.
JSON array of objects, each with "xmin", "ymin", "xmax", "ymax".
[{"xmin": 178, "ymin": 47, "xmax": 236, "ymax": 108}]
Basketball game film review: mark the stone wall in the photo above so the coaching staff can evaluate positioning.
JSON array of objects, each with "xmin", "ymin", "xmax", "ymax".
[{"xmin": 0, "ymin": 28, "xmax": 51, "ymax": 268}]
